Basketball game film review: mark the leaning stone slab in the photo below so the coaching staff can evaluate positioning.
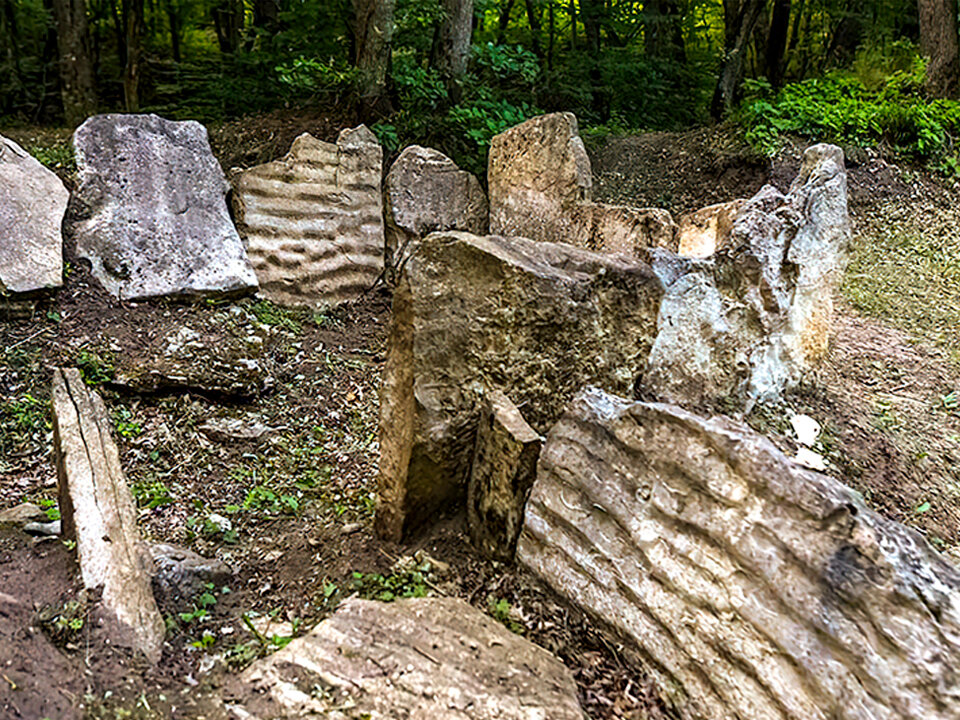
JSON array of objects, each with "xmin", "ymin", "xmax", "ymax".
[
  {"xmin": 519, "ymin": 387, "xmax": 960, "ymax": 720},
  {"xmin": 643, "ymin": 144, "xmax": 851, "ymax": 405},
  {"xmin": 70, "ymin": 113, "xmax": 258, "ymax": 300},
  {"xmin": 0, "ymin": 134, "xmax": 66, "ymax": 293},
  {"xmin": 488, "ymin": 113, "xmax": 677, "ymax": 256},
  {"xmin": 234, "ymin": 128, "xmax": 384, "ymax": 307},
  {"xmin": 52, "ymin": 368, "xmax": 164, "ymax": 663},
  {"xmin": 467, "ymin": 389, "xmax": 541, "ymax": 561},
  {"xmin": 384, "ymin": 144, "xmax": 487, "ymax": 278},
  {"xmin": 376, "ymin": 231, "xmax": 662, "ymax": 541},
  {"xmin": 231, "ymin": 597, "xmax": 584, "ymax": 720}
]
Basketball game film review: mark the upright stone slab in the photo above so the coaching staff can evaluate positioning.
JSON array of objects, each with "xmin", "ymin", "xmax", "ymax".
[
  {"xmin": 0, "ymin": 135, "xmax": 66, "ymax": 293},
  {"xmin": 52, "ymin": 368, "xmax": 164, "ymax": 663},
  {"xmin": 376, "ymin": 231, "xmax": 662, "ymax": 541},
  {"xmin": 519, "ymin": 387, "xmax": 960, "ymax": 720},
  {"xmin": 232, "ymin": 597, "xmax": 584, "ymax": 720},
  {"xmin": 383, "ymin": 145, "xmax": 487, "ymax": 277},
  {"xmin": 643, "ymin": 144, "xmax": 851, "ymax": 405},
  {"xmin": 677, "ymin": 199, "xmax": 744, "ymax": 258},
  {"xmin": 467, "ymin": 389, "xmax": 541, "ymax": 560},
  {"xmin": 488, "ymin": 113, "xmax": 677, "ymax": 256},
  {"xmin": 70, "ymin": 114, "xmax": 258, "ymax": 300},
  {"xmin": 235, "ymin": 128, "xmax": 384, "ymax": 306}
]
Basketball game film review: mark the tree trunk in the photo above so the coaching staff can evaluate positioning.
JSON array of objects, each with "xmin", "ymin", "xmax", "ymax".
[
  {"xmin": 432, "ymin": 0, "xmax": 473, "ymax": 87},
  {"xmin": 51, "ymin": 0, "xmax": 97, "ymax": 126},
  {"xmin": 352, "ymin": 0, "xmax": 395, "ymax": 116},
  {"xmin": 212, "ymin": 0, "xmax": 243, "ymax": 54},
  {"xmin": 711, "ymin": 0, "xmax": 764, "ymax": 119},
  {"xmin": 524, "ymin": 0, "xmax": 542, "ymax": 56},
  {"xmin": 123, "ymin": 0, "xmax": 143, "ymax": 111},
  {"xmin": 496, "ymin": 0, "xmax": 515, "ymax": 43},
  {"xmin": 919, "ymin": 0, "xmax": 960, "ymax": 98},
  {"xmin": 646, "ymin": 0, "xmax": 684, "ymax": 63},
  {"xmin": 765, "ymin": 0, "xmax": 790, "ymax": 87},
  {"xmin": 580, "ymin": 0, "xmax": 601, "ymax": 55},
  {"xmin": 166, "ymin": 0, "xmax": 182, "ymax": 62}
]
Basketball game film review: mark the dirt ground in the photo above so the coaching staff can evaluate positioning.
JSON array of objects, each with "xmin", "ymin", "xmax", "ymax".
[{"xmin": 1, "ymin": 116, "xmax": 959, "ymax": 719}]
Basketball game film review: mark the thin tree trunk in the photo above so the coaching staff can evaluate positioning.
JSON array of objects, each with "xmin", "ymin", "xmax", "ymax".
[
  {"xmin": 568, "ymin": 0, "xmax": 576, "ymax": 50},
  {"xmin": 123, "ymin": 0, "xmax": 142, "ymax": 111},
  {"xmin": 167, "ymin": 2, "xmax": 181, "ymax": 62},
  {"xmin": 646, "ymin": 0, "xmax": 684, "ymax": 63},
  {"xmin": 580, "ymin": 0, "xmax": 601, "ymax": 55},
  {"xmin": 51, "ymin": 0, "xmax": 97, "ymax": 126},
  {"xmin": 497, "ymin": 0, "xmax": 515, "ymax": 43},
  {"xmin": 765, "ymin": 0, "xmax": 790, "ymax": 87},
  {"xmin": 352, "ymin": 0, "xmax": 395, "ymax": 116},
  {"xmin": 547, "ymin": 0, "xmax": 554, "ymax": 69},
  {"xmin": 524, "ymin": 0, "xmax": 542, "ymax": 56},
  {"xmin": 432, "ymin": 0, "xmax": 473, "ymax": 86},
  {"xmin": 919, "ymin": 0, "xmax": 960, "ymax": 98},
  {"xmin": 711, "ymin": 0, "xmax": 764, "ymax": 119}
]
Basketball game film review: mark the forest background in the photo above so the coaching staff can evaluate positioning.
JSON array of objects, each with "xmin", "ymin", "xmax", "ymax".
[{"xmin": 2, "ymin": 0, "xmax": 960, "ymax": 175}]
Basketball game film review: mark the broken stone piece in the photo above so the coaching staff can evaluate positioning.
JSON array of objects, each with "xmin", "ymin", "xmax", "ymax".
[
  {"xmin": 0, "ymin": 134, "xmax": 66, "ymax": 294},
  {"xmin": 149, "ymin": 543, "xmax": 234, "ymax": 606},
  {"xmin": 0, "ymin": 503, "xmax": 48, "ymax": 526},
  {"xmin": 467, "ymin": 389, "xmax": 541, "ymax": 561},
  {"xmin": 198, "ymin": 417, "xmax": 273, "ymax": 443},
  {"xmin": 69, "ymin": 113, "xmax": 258, "ymax": 300},
  {"xmin": 518, "ymin": 386, "xmax": 960, "ymax": 720},
  {"xmin": 231, "ymin": 597, "xmax": 584, "ymax": 720},
  {"xmin": 375, "ymin": 231, "xmax": 662, "ymax": 542},
  {"xmin": 234, "ymin": 128, "xmax": 384, "ymax": 307},
  {"xmin": 53, "ymin": 367, "xmax": 164, "ymax": 663}
]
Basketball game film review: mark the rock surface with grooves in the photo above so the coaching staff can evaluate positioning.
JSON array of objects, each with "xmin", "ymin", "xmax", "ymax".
[
  {"xmin": 375, "ymin": 231, "xmax": 662, "ymax": 541},
  {"xmin": 488, "ymin": 113, "xmax": 677, "ymax": 256},
  {"xmin": 70, "ymin": 114, "xmax": 258, "ymax": 300},
  {"xmin": 52, "ymin": 368, "xmax": 164, "ymax": 664},
  {"xmin": 0, "ymin": 134, "xmax": 67, "ymax": 293},
  {"xmin": 518, "ymin": 386, "xmax": 960, "ymax": 720},
  {"xmin": 235, "ymin": 128, "xmax": 384, "ymax": 306},
  {"xmin": 230, "ymin": 597, "xmax": 585, "ymax": 719}
]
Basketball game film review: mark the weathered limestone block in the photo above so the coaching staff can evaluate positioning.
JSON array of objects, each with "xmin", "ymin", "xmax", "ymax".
[
  {"xmin": 0, "ymin": 135, "xmax": 66, "ymax": 293},
  {"xmin": 235, "ymin": 128, "xmax": 384, "ymax": 306},
  {"xmin": 384, "ymin": 145, "xmax": 487, "ymax": 276},
  {"xmin": 52, "ymin": 368, "xmax": 164, "ymax": 663},
  {"xmin": 643, "ymin": 144, "xmax": 851, "ymax": 404},
  {"xmin": 519, "ymin": 387, "xmax": 960, "ymax": 720},
  {"xmin": 488, "ymin": 113, "xmax": 677, "ymax": 256},
  {"xmin": 232, "ymin": 597, "xmax": 584, "ymax": 720},
  {"xmin": 467, "ymin": 389, "xmax": 541, "ymax": 560},
  {"xmin": 70, "ymin": 114, "xmax": 258, "ymax": 300},
  {"xmin": 149, "ymin": 543, "xmax": 234, "ymax": 607},
  {"xmin": 376, "ymin": 231, "xmax": 662, "ymax": 541},
  {"xmin": 677, "ymin": 199, "xmax": 744, "ymax": 258}
]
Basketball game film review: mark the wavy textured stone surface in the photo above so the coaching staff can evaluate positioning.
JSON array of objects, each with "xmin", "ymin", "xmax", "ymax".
[
  {"xmin": 518, "ymin": 387, "xmax": 960, "ymax": 720},
  {"xmin": 0, "ymin": 134, "xmax": 66, "ymax": 293},
  {"xmin": 231, "ymin": 597, "xmax": 584, "ymax": 720},
  {"xmin": 375, "ymin": 231, "xmax": 662, "ymax": 541},
  {"xmin": 70, "ymin": 114, "xmax": 258, "ymax": 300},
  {"xmin": 488, "ymin": 113, "xmax": 677, "ymax": 257},
  {"xmin": 235, "ymin": 127, "xmax": 384, "ymax": 306}
]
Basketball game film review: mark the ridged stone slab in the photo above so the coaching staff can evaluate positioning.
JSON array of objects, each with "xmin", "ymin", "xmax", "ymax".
[
  {"xmin": 518, "ymin": 387, "xmax": 960, "ymax": 720},
  {"xmin": 235, "ymin": 127, "xmax": 384, "ymax": 306}
]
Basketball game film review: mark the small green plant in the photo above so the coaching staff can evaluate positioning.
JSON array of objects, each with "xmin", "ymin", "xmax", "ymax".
[
  {"xmin": 75, "ymin": 347, "xmax": 115, "ymax": 385},
  {"xmin": 38, "ymin": 598, "xmax": 87, "ymax": 647},
  {"xmin": 350, "ymin": 568, "xmax": 428, "ymax": 602},
  {"xmin": 112, "ymin": 406, "xmax": 143, "ymax": 438},
  {"xmin": 873, "ymin": 398, "xmax": 901, "ymax": 431},
  {"xmin": 488, "ymin": 596, "xmax": 525, "ymax": 634},
  {"xmin": 28, "ymin": 142, "xmax": 76, "ymax": 173},
  {"xmin": 242, "ymin": 483, "xmax": 301, "ymax": 516},
  {"xmin": 941, "ymin": 391, "xmax": 959, "ymax": 415},
  {"xmin": 131, "ymin": 478, "xmax": 174, "ymax": 509},
  {"xmin": 1, "ymin": 394, "xmax": 47, "ymax": 433},
  {"xmin": 248, "ymin": 299, "xmax": 304, "ymax": 334},
  {"xmin": 38, "ymin": 497, "xmax": 60, "ymax": 521},
  {"xmin": 177, "ymin": 583, "xmax": 219, "ymax": 624}
]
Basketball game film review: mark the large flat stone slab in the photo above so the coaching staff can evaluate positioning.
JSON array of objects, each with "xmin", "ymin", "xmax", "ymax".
[
  {"xmin": 230, "ymin": 597, "xmax": 585, "ymax": 719},
  {"xmin": 235, "ymin": 128, "xmax": 384, "ymax": 306},
  {"xmin": 375, "ymin": 231, "xmax": 662, "ymax": 541},
  {"xmin": 0, "ymin": 135, "xmax": 66, "ymax": 293},
  {"xmin": 52, "ymin": 368, "xmax": 164, "ymax": 663},
  {"xmin": 518, "ymin": 386, "xmax": 960, "ymax": 720},
  {"xmin": 70, "ymin": 113, "xmax": 258, "ymax": 300}
]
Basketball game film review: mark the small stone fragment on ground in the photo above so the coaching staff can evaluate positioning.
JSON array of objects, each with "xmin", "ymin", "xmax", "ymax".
[
  {"xmin": 0, "ymin": 134, "xmax": 67, "ymax": 294},
  {"xmin": 53, "ymin": 367, "xmax": 165, "ymax": 664},
  {"xmin": 488, "ymin": 112, "xmax": 677, "ymax": 256},
  {"xmin": 467, "ymin": 389, "xmax": 541, "ymax": 560},
  {"xmin": 149, "ymin": 543, "xmax": 234, "ymax": 607},
  {"xmin": 69, "ymin": 113, "xmax": 258, "ymax": 300},
  {"xmin": 519, "ymin": 386, "xmax": 960, "ymax": 720},
  {"xmin": 234, "ymin": 128, "xmax": 384, "ymax": 307},
  {"xmin": 23, "ymin": 521, "xmax": 61, "ymax": 537},
  {"xmin": 199, "ymin": 417, "xmax": 274, "ymax": 443},
  {"xmin": 229, "ymin": 597, "xmax": 584, "ymax": 720},
  {"xmin": 383, "ymin": 144, "xmax": 488, "ymax": 277},
  {"xmin": 0, "ymin": 503, "xmax": 48, "ymax": 526},
  {"xmin": 376, "ymin": 231, "xmax": 662, "ymax": 541}
]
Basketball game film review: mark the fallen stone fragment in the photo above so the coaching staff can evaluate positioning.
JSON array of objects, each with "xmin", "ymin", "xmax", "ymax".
[
  {"xmin": 518, "ymin": 387, "xmax": 960, "ymax": 720},
  {"xmin": 467, "ymin": 389, "xmax": 541, "ymax": 560},
  {"xmin": 376, "ymin": 231, "xmax": 662, "ymax": 541},
  {"xmin": 0, "ymin": 503, "xmax": 47, "ymax": 526},
  {"xmin": 52, "ymin": 368, "xmax": 164, "ymax": 663},
  {"xmin": 69, "ymin": 113, "xmax": 258, "ymax": 300},
  {"xmin": 677, "ymin": 199, "xmax": 744, "ymax": 258},
  {"xmin": 149, "ymin": 543, "xmax": 234, "ymax": 606},
  {"xmin": 0, "ymin": 135, "xmax": 67, "ymax": 294},
  {"xmin": 643, "ymin": 144, "xmax": 851, "ymax": 405},
  {"xmin": 231, "ymin": 597, "xmax": 584, "ymax": 720},
  {"xmin": 23, "ymin": 520, "xmax": 61, "ymax": 536},
  {"xmin": 198, "ymin": 417, "xmax": 274, "ymax": 443},
  {"xmin": 234, "ymin": 128, "xmax": 384, "ymax": 307},
  {"xmin": 383, "ymin": 145, "xmax": 488, "ymax": 277},
  {"xmin": 488, "ymin": 113, "xmax": 677, "ymax": 256}
]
